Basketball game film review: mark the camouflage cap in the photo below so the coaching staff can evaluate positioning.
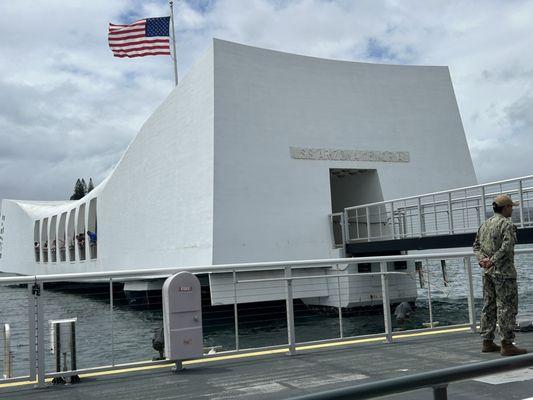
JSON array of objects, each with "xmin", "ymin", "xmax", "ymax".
[{"xmin": 494, "ymin": 194, "xmax": 519, "ymax": 207}]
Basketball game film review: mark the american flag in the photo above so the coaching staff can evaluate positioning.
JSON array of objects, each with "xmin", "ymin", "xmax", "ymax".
[{"xmin": 108, "ymin": 17, "xmax": 171, "ymax": 58}]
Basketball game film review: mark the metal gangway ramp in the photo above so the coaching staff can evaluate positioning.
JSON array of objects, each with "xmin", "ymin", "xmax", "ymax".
[{"xmin": 330, "ymin": 175, "xmax": 533, "ymax": 255}]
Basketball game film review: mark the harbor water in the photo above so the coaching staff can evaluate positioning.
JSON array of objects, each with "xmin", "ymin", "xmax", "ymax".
[{"xmin": 1, "ymin": 249, "xmax": 533, "ymax": 378}]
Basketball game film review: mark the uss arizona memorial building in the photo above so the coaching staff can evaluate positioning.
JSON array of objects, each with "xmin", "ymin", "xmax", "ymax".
[{"xmin": 0, "ymin": 39, "xmax": 477, "ymax": 307}]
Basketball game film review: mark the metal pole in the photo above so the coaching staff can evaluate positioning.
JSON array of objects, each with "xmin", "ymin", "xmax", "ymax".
[
  {"xmin": 448, "ymin": 192, "xmax": 453, "ymax": 234},
  {"xmin": 481, "ymin": 186, "xmax": 486, "ymax": 221},
  {"xmin": 433, "ymin": 384, "xmax": 448, "ymax": 400},
  {"xmin": 366, "ymin": 206, "xmax": 371, "ymax": 241},
  {"xmin": 378, "ymin": 206, "xmax": 383, "ymax": 239},
  {"xmin": 391, "ymin": 202, "xmax": 396, "ymax": 239},
  {"xmin": 28, "ymin": 285, "xmax": 36, "ymax": 382},
  {"xmin": 3, "ymin": 324, "xmax": 12, "ymax": 379},
  {"xmin": 109, "ymin": 278, "xmax": 115, "ymax": 366},
  {"xmin": 285, "ymin": 267, "xmax": 296, "ymax": 355},
  {"xmin": 476, "ymin": 194, "xmax": 482, "ymax": 226},
  {"xmin": 55, "ymin": 324, "xmax": 61, "ymax": 373},
  {"xmin": 329, "ymin": 214, "xmax": 337, "ymax": 249},
  {"xmin": 464, "ymin": 257, "xmax": 477, "ymax": 333},
  {"xmin": 440, "ymin": 260, "xmax": 449, "ymax": 287},
  {"xmin": 519, "ymin": 180, "xmax": 525, "ymax": 228},
  {"xmin": 35, "ymin": 282, "xmax": 45, "ymax": 388},
  {"xmin": 336, "ymin": 273, "xmax": 343, "ymax": 339},
  {"xmin": 426, "ymin": 260, "xmax": 434, "ymax": 328},
  {"xmin": 355, "ymin": 209, "xmax": 360, "ymax": 240},
  {"xmin": 343, "ymin": 209, "xmax": 350, "ymax": 243},
  {"xmin": 339, "ymin": 213, "xmax": 346, "ymax": 256},
  {"xmin": 462, "ymin": 189, "xmax": 467, "ymax": 231},
  {"xmin": 169, "ymin": 1, "xmax": 179, "ymax": 86},
  {"xmin": 433, "ymin": 195, "xmax": 438, "ymax": 235},
  {"xmin": 233, "ymin": 270, "xmax": 240, "ymax": 351},
  {"xmin": 417, "ymin": 197, "xmax": 423, "ymax": 237},
  {"xmin": 71, "ymin": 320, "xmax": 77, "ymax": 371},
  {"xmin": 380, "ymin": 262, "xmax": 393, "ymax": 343}
]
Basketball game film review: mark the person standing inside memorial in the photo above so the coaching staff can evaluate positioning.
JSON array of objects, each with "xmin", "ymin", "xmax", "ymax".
[{"xmin": 473, "ymin": 194, "xmax": 527, "ymax": 356}]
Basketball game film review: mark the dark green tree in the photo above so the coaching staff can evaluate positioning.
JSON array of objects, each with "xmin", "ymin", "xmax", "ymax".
[
  {"xmin": 81, "ymin": 179, "xmax": 87, "ymax": 195},
  {"xmin": 87, "ymin": 178, "xmax": 95, "ymax": 193},
  {"xmin": 70, "ymin": 179, "xmax": 86, "ymax": 200}
]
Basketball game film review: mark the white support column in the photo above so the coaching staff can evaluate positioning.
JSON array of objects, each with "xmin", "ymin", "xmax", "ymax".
[
  {"xmin": 84, "ymin": 203, "xmax": 89, "ymax": 261},
  {"xmin": 73, "ymin": 208, "xmax": 79, "ymax": 262}
]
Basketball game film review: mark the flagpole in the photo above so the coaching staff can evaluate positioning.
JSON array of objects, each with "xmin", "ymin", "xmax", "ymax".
[{"xmin": 169, "ymin": 0, "xmax": 179, "ymax": 86}]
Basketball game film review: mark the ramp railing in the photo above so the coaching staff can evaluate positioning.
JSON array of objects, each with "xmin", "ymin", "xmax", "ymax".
[
  {"xmin": 1, "ymin": 248, "xmax": 532, "ymax": 389},
  {"xmin": 332, "ymin": 174, "xmax": 533, "ymax": 245},
  {"xmin": 288, "ymin": 352, "xmax": 533, "ymax": 400}
]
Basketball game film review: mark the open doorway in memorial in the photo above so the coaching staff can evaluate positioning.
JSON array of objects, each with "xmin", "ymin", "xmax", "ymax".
[
  {"xmin": 88, "ymin": 198, "xmax": 97, "ymax": 259},
  {"xmin": 34, "ymin": 221, "xmax": 40, "ymax": 262},
  {"xmin": 77, "ymin": 204, "xmax": 86, "ymax": 261},
  {"xmin": 67, "ymin": 210, "xmax": 75, "ymax": 261},
  {"xmin": 50, "ymin": 216, "xmax": 57, "ymax": 262},
  {"xmin": 41, "ymin": 218, "xmax": 48, "ymax": 263},
  {"xmin": 329, "ymin": 169, "xmax": 385, "ymax": 242},
  {"xmin": 58, "ymin": 212, "xmax": 67, "ymax": 262}
]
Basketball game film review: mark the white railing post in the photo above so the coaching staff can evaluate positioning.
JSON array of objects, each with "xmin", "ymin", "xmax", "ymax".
[
  {"xmin": 339, "ymin": 213, "xmax": 346, "ymax": 253},
  {"xmin": 36, "ymin": 282, "xmax": 45, "ymax": 388},
  {"xmin": 390, "ymin": 202, "xmax": 396, "ymax": 240},
  {"xmin": 417, "ymin": 197, "xmax": 424, "ymax": 237},
  {"xmin": 109, "ymin": 278, "xmax": 115, "ymax": 366},
  {"xmin": 233, "ymin": 270, "xmax": 240, "ymax": 351},
  {"xmin": 336, "ymin": 272, "xmax": 344, "ymax": 339},
  {"xmin": 380, "ymin": 262, "xmax": 393, "ymax": 343},
  {"xmin": 432, "ymin": 195, "xmax": 438, "ymax": 235},
  {"xmin": 519, "ymin": 180, "xmax": 525, "ymax": 228},
  {"xmin": 285, "ymin": 267, "xmax": 296, "ymax": 355},
  {"xmin": 366, "ymin": 207, "xmax": 371, "ymax": 241},
  {"xmin": 355, "ymin": 209, "xmax": 360, "ymax": 240},
  {"xmin": 3, "ymin": 324, "xmax": 13, "ymax": 379},
  {"xmin": 481, "ymin": 186, "xmax": 487, "ymax": 221},
  {"xmin": 464, "ymin": 257, "xmax": 477, "ymax": 333},
  {"xmin": 448, "ymin": 193, "xmax": 454, "ymax": 234},
  {"xmin": 343, "ymin": 209, "xmax": 350, "ymax": 243},
  {"xmin": 29, "ymin": 281, "xmax": 45, "ymax": 388},
  {"xmin": 426, "ymin": 260, "xmax": 434, "ymax": 329},
  {"xmin": 28, "ymin": 285, "xmax": 36, "ymax": 382}
]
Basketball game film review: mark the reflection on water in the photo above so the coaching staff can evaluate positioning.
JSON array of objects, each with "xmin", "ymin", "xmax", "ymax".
[{"xmin": 1, "ymin": 253, "xmax": 532, "ymax": 378}]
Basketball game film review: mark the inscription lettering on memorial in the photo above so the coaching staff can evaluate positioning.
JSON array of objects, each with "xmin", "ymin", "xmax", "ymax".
[{"xmin": 289, "ymin": 147, "xmax": 410, "ymax": 163}]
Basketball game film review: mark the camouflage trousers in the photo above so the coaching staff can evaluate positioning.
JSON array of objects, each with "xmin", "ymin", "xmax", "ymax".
[{"xmin": 480, "ymin": 274, "xmax": 518, "ymax": 342}]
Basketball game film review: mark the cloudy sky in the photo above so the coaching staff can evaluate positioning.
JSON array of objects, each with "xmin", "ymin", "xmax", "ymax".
[{"xmin": 1, "ymin": 0, "xmax": 532, "ymax": 201}]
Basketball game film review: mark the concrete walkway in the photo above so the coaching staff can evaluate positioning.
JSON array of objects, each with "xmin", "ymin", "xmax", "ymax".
[{"xmin": 1, "ymin": 329, "xmax": 532, "ymax": 399}]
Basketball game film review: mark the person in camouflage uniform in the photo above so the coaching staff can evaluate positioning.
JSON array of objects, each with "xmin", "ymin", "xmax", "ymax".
[{"xmin": 473, "ymin": 194, "xmax": 527, "ymax": 356}]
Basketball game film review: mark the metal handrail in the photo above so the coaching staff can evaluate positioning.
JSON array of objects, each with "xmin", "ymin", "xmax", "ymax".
[
  {"xmin": 344, "ymin": 174, "xmax": 533, "ymax": 211},
  {"xmin": 337, "ymin": 174, "xmax": 533, "ymax": 244},
  {"xmin": 288, "ymin": 353, "xmax": 533, "ymax": 400},
  {"xmin": 3, "ymin": 248, "xmax": 532, "ymax": 284},
  {"xmin": 2, "ymin": 247, "xmax": 532, "ymax": 388}
]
